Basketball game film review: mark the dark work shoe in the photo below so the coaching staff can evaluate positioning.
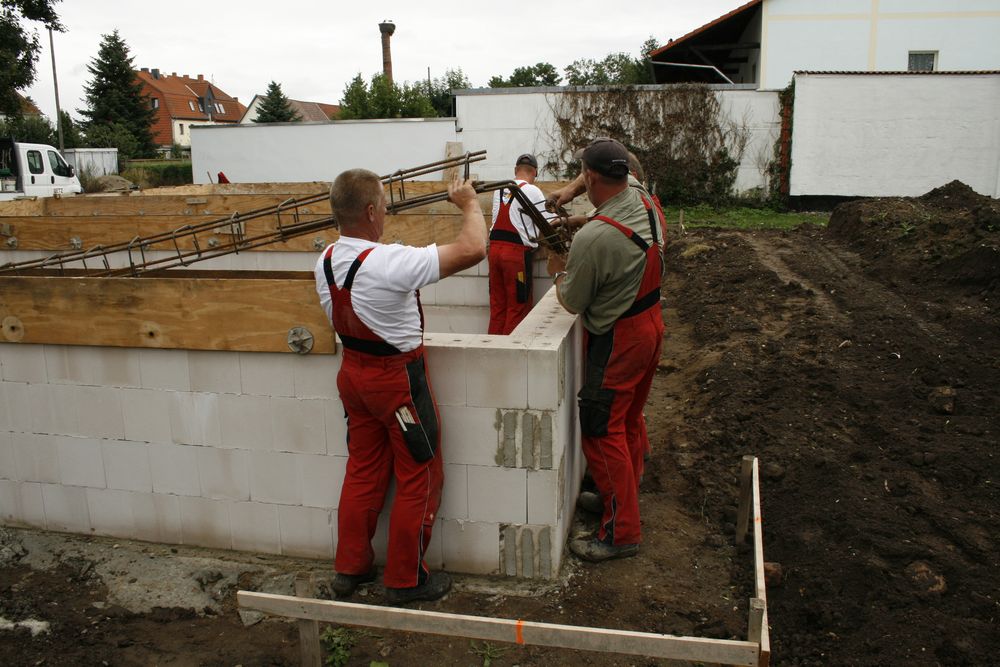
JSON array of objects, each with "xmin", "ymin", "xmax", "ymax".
[
  {"xmin": 576, "ymin": 491, "xmax": 603, "ymax": 514},
  {"xmin": 385, "ymin": 571, "xmax": 452, "ymax": 605},
  {"xmin": 332, "ymin": 568, "xmax": 376, "ymax": 598},
  {"xmin": 569, "ymin": 538, "xmax": 639, "ymax": 563}
]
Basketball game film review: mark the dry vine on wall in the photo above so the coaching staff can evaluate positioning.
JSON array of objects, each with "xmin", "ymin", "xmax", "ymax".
[{"xmin": 544, "ymin": 85, "xmax": 751, "ymax": 206}]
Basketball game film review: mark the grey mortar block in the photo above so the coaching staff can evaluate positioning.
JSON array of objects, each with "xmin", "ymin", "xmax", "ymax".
[
  {"xmin": 502, "ymin": 411, "xmax": 517, "ymax": 467},
  {"xmin": 521, "ymin": 528, "xmax": 535, "ymax": 578},
  {"xmin": 503, "ymin": 524, "xmax": 518, "ymax": 576},
  {"xmin": 522, "ymin": 412, "xmax": 536, "ymax": 469},
  {"xmin": 538, "ymin": 527, "xmax": 552, "ymax": 579},
  {"xmin": 539, "ymin": 413, "xmax": 553, "ymax": 469}
]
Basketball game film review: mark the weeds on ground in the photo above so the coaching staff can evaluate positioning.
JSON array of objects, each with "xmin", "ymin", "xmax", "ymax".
[
  {"xmin": 665, "ymin": 204, "xmax": 829, "ymax": 230},
  {"xmin": 469, "ymin": 640, "xmax": 510, "ymax": 666},
  {"xmin": 320, "ymin": 626, "xmax": 384, "ymax": 667}
]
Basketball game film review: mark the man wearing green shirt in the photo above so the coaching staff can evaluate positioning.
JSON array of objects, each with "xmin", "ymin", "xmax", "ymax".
[{"xmin": 547, "ymin": 138, "xmax": 666, "ymax": 562}]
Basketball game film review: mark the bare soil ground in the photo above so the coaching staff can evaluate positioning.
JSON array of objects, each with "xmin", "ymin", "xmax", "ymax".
[{"xmin": 1, "ymin": 182, "xmax": 998, "ymax": 666}]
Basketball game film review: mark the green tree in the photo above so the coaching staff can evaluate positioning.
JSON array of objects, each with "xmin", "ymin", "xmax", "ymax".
[
  {"xmin": 85, "ymin": 121, "xmax": 138, "ymax": 160},
  {"xmin": 338, "ymin": 73, "xmax": 435, "ymax": 120},
  {"xmin": 253, "ymin": 80, "xmax": 301, "ymax": 123},
  {"xmin": 0, "ymin": 112, "xmax": 55, "ymax": 144},
  {"xmin": 488, "ymin": 63, "xmax": 561, "ymax": 88},
  {"xmin": 58, "ymin": 109, "xmax": 82, "ymax": 148},
  {"xmin": 0, "ymin": 0, "xmax": 63, "ymax": 118},
  {"xmin": 564, "ymin": 37, "xmax": 659, "ymax": 86},
  {"xmin": 425, "ymin": 68, "xmax": 470, "ymax": 117},
  {"xmin": 79, "ymin": 30, "xmax": 156, "ymax": 157}
]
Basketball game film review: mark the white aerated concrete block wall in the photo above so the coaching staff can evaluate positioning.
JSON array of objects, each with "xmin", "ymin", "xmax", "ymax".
[{"xmin": 0, "ymin": 276, "xmax": 583, "ymax": 579}]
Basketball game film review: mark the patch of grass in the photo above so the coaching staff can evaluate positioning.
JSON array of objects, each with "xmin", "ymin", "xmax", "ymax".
[{"xmin": 664, "ymin": 204, "xmax": 829, "ymax": 230}]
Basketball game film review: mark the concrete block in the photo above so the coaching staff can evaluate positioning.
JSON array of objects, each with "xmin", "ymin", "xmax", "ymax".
[
  {"xmin": 0, "ymin": 480, "xmax": 46, "ymax": 526},
  {"xmin": 0, "ymin": 432, "xmax": 14, "ymax": 480},
  {"xmin": 434, "ymin": 276, "xmax": 466, "ymax": 306},
  {"xmin": 438, "ymin": 463, "xmax": 468, "ymax": 520},
  {"xmin": 101, "ymin": 440, "xmax": 152, "ymax": 493},
  {"xmin": 42, "ymin": 346, "xmax": 71, "ymax": 384},
  {"xmin": 424, "ymin": 519, "xmax": 444, "ymax": 570},
  {"xmin": 28, "ymin": 384, "xmax": 77, "ymax": 436},
  {"xmin": 527, "ymin": 469, "xmax": 560, "ymax": 526},
  {"xmin": 0, "ymin": 344, "xmax": 47, "ymax": 383},
  {"xmin": 278, "ymin": 505, "xmax": 334, "ymax": 559},
  {"xmin": 249, "ymin": 451, "xmax": 302, "ymax": 505},
  {"xmin": 122, "ymin": 389, "xmax": 173, "ymax": 444},
  {"xmin": 192, "ymin": 393, "xmax": 222, "ymax": 447},
  {"xmin": 522, "ymin": 412, "xmax": 536, "ymax": 468},
  {"xmin": 240, "ymin": 353, "xmax": 294, "ymax": 397},
  {"xmin": 148, "ymin": 443, "xmax": 201, "ymax": 496},
  {"xmin": 129, "ymin": 492, "xmax": 182, "ymax": 543},
  {"xmin": 139, "ymin": 349, "xmax": 191, "ymax": 391},
  {"xmin": 538, "ymin": 527, "xmax": 552, "ymax": 579},
  {"xmin": 230, "ymin": 501, "xmax": 281, "ymax": 554},
  {"xmin": 272, "ymin": 397, "xmax": 326, "ymax": 455},
  {"xmin": 86, "ymin": 488, "xmax": 135, "ymax": 538},
  {"xmin": 11, "ymin": 433, "xmax": 60, "ymax": 484},
  {"xmin": 521, "ymin": 528, "xmax": 535, "ymax": 578},
  {"xmin": 179, "ymin": 496, "xmax": 232, "ymax": 550},
  {"xmin": 501, "ymin": 411, "xmax": 517, "ymax": 467},
  {"xmin": 465, "ymin": 341, "xmax": 528, "ymax": 409},
  {"xmin": 438, "ymin": 406, "xmax": 499, "ymax": 466},
  {"xmin": 75, "ymin": 386, "xmax": 124, "ymax": 440},
  {"xmin": 197, "ymin": 447, "xmax": 250, "ymax": 501},
  {"xmin": 527, "ymin": 347, "xmax": 561, "ymax": 410},
  {"xmin": 3, "ymin": 381, "xmax": 31, "ymax": 433},
  {"xmin": 502, "ymin": 524, "xmax": 517, "ymax": 576},
  {"xmin": 463, "ymin": 275, "xmax": 489, "ymax": 308},
  {"xmin": 188, "ymin": 350, "xmax": 241, "ymax": 394},
  {"xmin": 61, "ymin": 346, "xmax": 141, "ymax": 387},
  {"xmin": 440, "ymin": 519, "xmax": 500, "ymax": 576},
  {"xmin": 0, "ymin": 382, "xmax": 10, "ymax": 432},
  {"xmin": 324, "ymin": 399, "xmax": 348, "ymax": 456},
  {"xmin": 220, "ymin": 394, "xmax": 273, "ymax": 451},
  {"xmin": 539, "ymin": 412, "xmax": 555, "ymax": 469},
  {"xmin": 467, "ymin": 466, "xmax": 526, "ymax": 524},
  {"xmin": 298, "ymin": 453, "xmax": 347, "ymax": 509},
  {"xmin": 40, "ymin": 483, "xmax": 91, "ymax": 532},
  {"xmin": 417, "ymin": 283, "xmax": 436, "ymax": 305},
  {"xmin": 167, "ymin": 392, "xmax": 196, "ymax": 445},
  {"xmin": 56, "ymin": 436, "xmax": 106, "ymax": 488},
  {"xmin": 424, "ymin": 345, "xmax": 467, "ymax": 406},
  {"xmin": 290, "ymin": 354, "xmax": 340, "ymax": 399}
]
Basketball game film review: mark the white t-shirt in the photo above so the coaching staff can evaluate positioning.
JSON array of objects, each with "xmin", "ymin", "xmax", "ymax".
[
  {"xmin": 314, "ymin": 236, "xmax": 440, "ymax": 352},
  {"xmin": 489, "ymin": 179, "xmax": 553, "ymax": 249}
]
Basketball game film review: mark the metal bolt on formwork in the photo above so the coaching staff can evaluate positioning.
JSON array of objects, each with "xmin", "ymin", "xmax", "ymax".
[
  {"xmin": 207, "ymin": 237, "xmax": 220, "ymax": 248},
  {"xmin": 313, "ymin": 238, "xmax": 326, "ymax": 251},
  {"xmin": 287, "ymin": 327, "xmax": 314, "ymax": 354},
  {"xmin": 70, "ymin": 237, "xmax": 82, "ymax": 250},
  {"xmin": 5, "ymin": 237, "xmax": 17, "ymax": 249}
]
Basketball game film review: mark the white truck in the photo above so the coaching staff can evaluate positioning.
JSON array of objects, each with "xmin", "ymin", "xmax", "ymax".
[{"xmin": 0, "ymin": 138, "xmax": 83, "ymax": 201}]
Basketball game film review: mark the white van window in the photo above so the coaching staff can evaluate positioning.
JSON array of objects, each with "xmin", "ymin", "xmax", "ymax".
[
  {"xmin": 26, "ymin": 150, "xmax": 44, "ymax": 174},
  {"xmin": 48, "ymin": 150, "xmax": 72, "ymax": 177}
]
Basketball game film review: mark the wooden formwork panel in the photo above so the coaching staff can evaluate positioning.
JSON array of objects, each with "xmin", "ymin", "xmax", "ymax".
[{"xmin": 0, "ymin": 272, "xmax": 335, "ymax": 354}]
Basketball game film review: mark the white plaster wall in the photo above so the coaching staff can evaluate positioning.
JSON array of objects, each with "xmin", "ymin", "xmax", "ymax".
[
  {"xmin": 455, "ymin": 87, "xmax": 781, "ymax": 194},
  {"xmin": 190, "ymin": 119, "xmax": 458, "ymax": 184},
  {"xmin": 789, "ymin": 73, "xmax": 1000, "ymax": 198},
  {"xmin": 0, "ymin": 288, "xmax": 582, "ymax": 579},
  {"xmin": 63, "ymin": 149, "xmax": 118, "ymax": 177},
  {"xmin": 761, "ymin": 0, "xmax": 1000, "ymax": 89}
]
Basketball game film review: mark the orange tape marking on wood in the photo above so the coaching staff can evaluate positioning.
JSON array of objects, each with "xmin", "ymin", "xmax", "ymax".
[{"xmin": 515, "ymin": 619, "xmax": 524, "ymax": 644}]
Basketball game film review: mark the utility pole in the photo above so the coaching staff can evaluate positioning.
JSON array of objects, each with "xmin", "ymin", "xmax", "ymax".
[{"xmin": 48, "ymin": 27, "xmax": 64, "ymax": 152}]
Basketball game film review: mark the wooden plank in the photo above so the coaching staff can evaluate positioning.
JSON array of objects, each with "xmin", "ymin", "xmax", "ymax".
[
  {"xmin": 0, "ymin": 275, "xmax": 336, "ymax": 353},
  {"xmin": 751, "ymin": 458, "xmax": 771, "ymax": 665},
  {"xmin": 237, "ymin": 592, "xmax": 760, "ymax": 666},
  {"xmin": 294, "ymin": 577, "xmax": 322, "ymax": 667},
  {"xmin": 736, "ymin": 455, "xmax": 754, "ymax": 543}
]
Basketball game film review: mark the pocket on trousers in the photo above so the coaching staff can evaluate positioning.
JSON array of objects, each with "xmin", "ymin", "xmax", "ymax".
[
  {"xmin": 578, "ymin": 386, "xmax": 615, "ymax": 437},
  {"xmin": 515, "ymin": 251, "xmax": 534, "ymax": 304},
  {"xmin": 401, "ymin": 357, "xmax": 440, "ymax": 463}
]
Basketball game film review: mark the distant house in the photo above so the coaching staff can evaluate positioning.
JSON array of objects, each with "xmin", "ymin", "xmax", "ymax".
[
  {"xmin": 0, "ymin": 94, "xmax": 43, "ymax": 121},
  {"xmin": 650, "ymin": 0, "xmax": 1000, "ymax": 88},
  {"xmin": 136, "ymin": 68, "xmax": 247, "ymax": 150},
  {"xmin": 239, "ymin": 96, "xmax": 340, "ymax": 124}
]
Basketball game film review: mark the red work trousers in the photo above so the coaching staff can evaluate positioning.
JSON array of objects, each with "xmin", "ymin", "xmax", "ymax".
[
  {"xmin": 487, "ymin": 242, "xmax": 533, "ymax": 335},
  {"xmin": 579, "ymin": 307, "xmax": 664, "ymax": 545},
  {"xmin": 334, "ymin": 347, "xmax": 443, "ymax": 589}
]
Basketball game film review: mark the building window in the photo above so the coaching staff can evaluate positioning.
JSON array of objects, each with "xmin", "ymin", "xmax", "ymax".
[
  {"xmin": 188, "ymin": 101, "xmax": 196, "ymax": 111},
  {"xmin": 151, "ymin": 98, "xmax": 159, "ymax": 110},
  {"xmin": 215, "ymin": 102, "xmax": 225, "ymax": 114},
  {"xmin": 179, "ymin": 124, "xmax": 184, "ymax": 135},
  {"xmin": 198, "ymin": 100, "xmax": 204, "ymax": 112},
  {"xmin": 908, "ymin": 51, "xmax": 937, "ymax": 72}
]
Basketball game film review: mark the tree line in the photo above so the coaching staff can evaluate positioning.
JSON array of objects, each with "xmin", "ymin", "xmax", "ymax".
[{"xmin": 1, "ymin": 0, "xmax": 661, "ymax": 155}]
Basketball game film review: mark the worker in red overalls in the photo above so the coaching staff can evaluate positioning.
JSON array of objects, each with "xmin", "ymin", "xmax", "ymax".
[
  {"xmin": 545, "ymin": 138, "xmax": 666, "ymax": 562},
  {"xmin": 487, "ymin": 153, "xmax": 554, "ymax": 334},
  {"xmin": 314, "ymin": 169, "xmax": 486, "ymax": 602}
]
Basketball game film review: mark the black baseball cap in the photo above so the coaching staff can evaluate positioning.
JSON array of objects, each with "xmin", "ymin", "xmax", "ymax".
[
  {"xmin": 515, "ymin": 153, "xmax": 538, "ymax": 168},
  {"xmin": 574, "ymin": 137, "xmax": 630, "ymax": 178}
]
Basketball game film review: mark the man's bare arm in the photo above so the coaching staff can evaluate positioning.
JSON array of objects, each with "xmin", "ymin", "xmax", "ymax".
[{"xmin": 438, "ymin": 176, "xmax": 488, "ymax": 278}]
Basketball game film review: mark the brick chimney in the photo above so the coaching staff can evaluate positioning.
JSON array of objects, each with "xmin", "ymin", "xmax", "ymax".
[{"xmin": 378, "ymin": 20, "xmax": 396, "ymax": 84}]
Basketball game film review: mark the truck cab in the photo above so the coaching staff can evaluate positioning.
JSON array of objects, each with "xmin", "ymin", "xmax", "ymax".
[{"xmin": 0, "ymin": 138, "xmax": 83, "ymax": 201}]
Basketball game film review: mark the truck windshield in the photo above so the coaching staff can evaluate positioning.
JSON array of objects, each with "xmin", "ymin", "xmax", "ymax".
[
  {"xmin": 27, "ymin": 150, "xmax": 44, "ymax": 174},
  {"xmin": 47, "ymin": 150, "xmax": 72, "ymax": 177}
]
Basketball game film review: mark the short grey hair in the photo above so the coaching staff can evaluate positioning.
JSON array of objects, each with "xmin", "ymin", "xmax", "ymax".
[{"xmin": 329, "ymin": 169, "xmax": 383, "ymax": 227}]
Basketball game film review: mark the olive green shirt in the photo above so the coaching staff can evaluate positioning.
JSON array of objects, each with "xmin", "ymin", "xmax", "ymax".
[{"xmin": 558, "ymin": 183, "xmax": 662, "ymax": 335}]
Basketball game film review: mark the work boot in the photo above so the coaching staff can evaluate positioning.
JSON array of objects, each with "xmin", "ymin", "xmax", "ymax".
[
  {"xmin": 576, "ymin": 491, "xmax": 603, "ymax": 515},
  {"xmin": 385, "ymin": 571, "xmax": 452, "ymax": 605},
  {"xmin": 331, "ymin": 568, "xmax": 376, "ymax": 598},
  {"xmin": 569, "ymin": 537, "xmax": 639, "ymax": 563}
]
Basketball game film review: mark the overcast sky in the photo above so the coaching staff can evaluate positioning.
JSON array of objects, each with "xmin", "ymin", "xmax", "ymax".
[{"xmin": 24, "ymin": 0, "xmax": 740, "ymax": 120}]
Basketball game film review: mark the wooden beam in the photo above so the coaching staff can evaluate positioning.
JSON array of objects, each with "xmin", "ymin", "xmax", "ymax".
[
  {"xmin": 750, "ymin": 458, "xmax": 771, "ymax": 665},
  {"xmin": 736, "ymin": 455, "xmax": 754, "ymax": 543},
  {"xmin": 294, "ymin": 576, "xmax": 322, "ymax": 667},
  {"xmin": 0, "ymin": 274, "xmax": 336, "ymax": 353},
  {"xmin": 237, "ymin": 592, "xmax": 761, "ymax": 666}
]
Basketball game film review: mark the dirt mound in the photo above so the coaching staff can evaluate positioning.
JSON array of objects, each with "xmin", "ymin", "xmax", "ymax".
[
  {"xmin": 827, "ymin": 181, "xmax": 1000, "ymax": 290},
  {"xmin": 91, "ymin": 175, "xmax": 136, "ymax": 192}
]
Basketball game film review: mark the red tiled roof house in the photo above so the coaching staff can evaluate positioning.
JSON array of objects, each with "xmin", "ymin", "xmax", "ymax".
[{"xmin": 136, "ymin": 68, "xmax": 246, "ymax": 149}]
